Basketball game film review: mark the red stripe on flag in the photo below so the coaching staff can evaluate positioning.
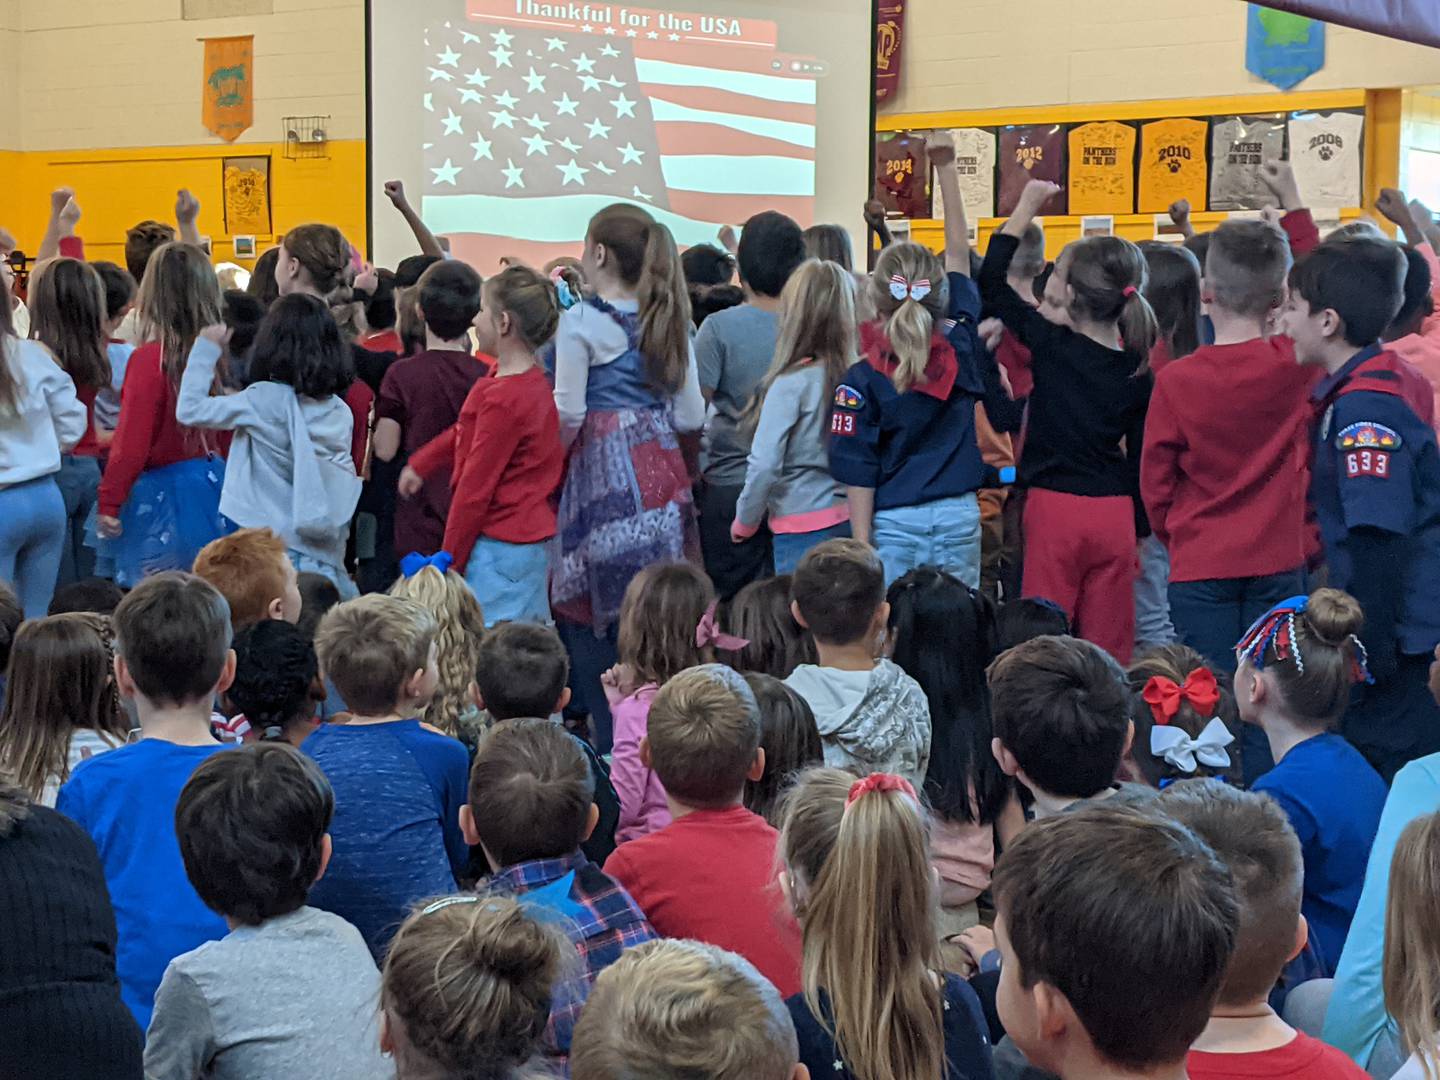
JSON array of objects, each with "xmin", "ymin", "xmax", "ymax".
[
  {"xmin": 655, "ymin": 122, "xmax": 815, "ymax": 160},
  {"xmin": 641, "ymin": 84, "xmax": 816, "ymax": 126},
  {"xmin": 667, "ymin": 191, "xmax": 814, "ymax": 224}
]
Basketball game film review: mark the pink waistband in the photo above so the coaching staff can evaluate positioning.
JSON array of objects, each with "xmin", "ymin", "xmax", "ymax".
[{"xmin": 770, "ymin": 503, "xmax": 851, "ymax": 535}]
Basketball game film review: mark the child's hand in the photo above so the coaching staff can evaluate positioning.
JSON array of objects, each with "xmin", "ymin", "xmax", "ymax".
[
  {"xmin": 1167, "ymin": 199, "xmax": 1191, "ymax": 228},
  {"xmin": 97, "ymin": 515, "xmax": 123, "ymax": 539},
  {"xmin": 58, "ymin": 196, "xmax": 82, "ymax": 230},
  {"xmin": 1018, "ymin": 180, "xmax": 1061, "ymax": 211},
  {"xmin": 863, "ymin": 200, "xmax": 888, "ymax": 231},
  {"xmin": 717, "ymin": 225, "xmax": 738, "ymax": 255},
  {"xmin": 49, "ymin": 187, "xmax": 75, "ymax": 218},
  {"xmin": 1260, "ymin": 206, "xmax": 1284, "ymax": 229},
  {"xmin": 397, "ymin": 465, "xmax": 424, "ymax": 498},
  {"xmin": 199, "ymin": 323, "xmax": 233, "ymax": 350},
  {"xmin": 978, "ymin": 317, "xmax": 1005, "ymax": 353},
  {"xmin": 1259, "ymin": 162, "xmax": 1302, "ymax": 211},
  {"xmin": 1376, "ymin": 188, "xmax": 1412, "ymax": 227},
  {"xmin": 926, "ymin": 130, "xmax": 956, "ymax": 168},
  {"xmin": 175, "ymin": 189, "xmax": 201, "ymax": 226},
  {"xmin": 955, "ymin": 925, "xmax": 997, "ymax": 967},
  {"xmin": 384, "ymin": 180, "xmax": 410, "ymax": 208},
  {"xmin": 600, "ymin": 662, "xmax": 639, "ymax": 706}
]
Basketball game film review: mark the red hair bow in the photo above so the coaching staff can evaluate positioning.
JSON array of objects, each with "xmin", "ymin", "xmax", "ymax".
[
  {"xmin": 1142, "ymin": 668, "xmax": 1220, "ymax": 726},
  {"xmin": 845, "ymin": 773, "xmax": 918, "ymax": 809}
]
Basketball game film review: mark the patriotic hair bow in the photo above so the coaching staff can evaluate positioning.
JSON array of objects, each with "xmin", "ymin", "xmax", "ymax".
[
  {"xmin": 889, "ymin": 274, "xmax": 932, "ymax": 303},
  {"xmin": 400, "ymin": 551, "xmax": 455, "ymax": 578},
  {"xmin": 1142, "ymin": 668, "xmax": 1221, "ymax": 726},
  {"xmin": 845, "ymin": 773, "xmax": 918, "ymax": 809},
  {"xmin": 1234, "ymin": 594, "xmax": 1374, "ymax": 685},
  {"xmin": 695, "ymin": 600, "xmax": 750, "ymax": 651},
  {"xmin": 1151, "ymin": 718, "xmax": 1235, "ymax": 774}
]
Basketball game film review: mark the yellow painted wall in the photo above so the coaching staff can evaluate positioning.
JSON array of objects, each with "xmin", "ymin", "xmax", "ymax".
[{"xmin": 885, "ymin": 0, "xmax": 1440, "ymax": 116}]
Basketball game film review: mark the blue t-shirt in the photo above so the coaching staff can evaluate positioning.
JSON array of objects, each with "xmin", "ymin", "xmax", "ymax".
[
  {"xmin": 55, "ymin": 738, "xmax": 232, "ymax": 1031},
  {"xmin": 1253, "ymin": 733, "xmax": 1387, "ymax": 974},
  {"xmin": 302, "ymin": 720, "xmax": 470, "ymax": 959}
]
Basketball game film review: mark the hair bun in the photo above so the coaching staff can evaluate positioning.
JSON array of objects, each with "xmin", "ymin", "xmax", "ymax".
[
  {"xmin": 1304, "ymin": 588, "xmax": 1365, "ymax": 647},
  {"xmin": 466, "ymin": 901, "xmax": 561, "ymax": 996}
]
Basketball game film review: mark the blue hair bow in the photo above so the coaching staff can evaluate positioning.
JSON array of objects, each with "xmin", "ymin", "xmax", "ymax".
[{"xmin": 400, "ymin": 551, "xmax": 454, "ymax": 578}]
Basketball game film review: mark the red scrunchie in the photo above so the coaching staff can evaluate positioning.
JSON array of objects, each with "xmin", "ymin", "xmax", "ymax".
[
  {"xmin": 1142, "ymin": 667, "xmax": 1220, "ymax": 726},
  {"xmin": 845, "ymin": 773, "xmax": 918, "ymax": 809}
]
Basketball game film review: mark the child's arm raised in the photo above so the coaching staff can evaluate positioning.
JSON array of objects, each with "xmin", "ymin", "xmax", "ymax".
[
  {"xmin": 1259, "ymin": 161, "xmax": 1319, "ymax": 257},
  {"xmin": 175, "ymin": 189, "xmax": 202, "ymax": 248},
  {"xmin": 927, "ymin": 132, "xmax": 971, "ymax": 277},
  {"xmin": 175, "ymin": 328, "xmax": 259, "ymax": 431},
  {"xmin": 977, "ymin": 180, "xmax": 1065, "ymax": 353},
  {"xmin": 1377, "ymin": 188, "xmax": 1425, "ymax": 248},
  {"xmin": 384, "ymin": 180, "xmax": 445, "ymax": 260},
  {"xmin": 36, "ymin": 188, "xmax": 78, "ymax": 264}
]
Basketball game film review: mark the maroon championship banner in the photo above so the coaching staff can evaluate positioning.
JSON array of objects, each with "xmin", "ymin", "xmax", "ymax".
[{"xmin": 875, "ymin": 0, "xmax": 904, "ymax": 103}]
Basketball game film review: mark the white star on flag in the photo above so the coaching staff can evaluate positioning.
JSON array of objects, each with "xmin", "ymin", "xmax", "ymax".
[
  {"xmin": 442, "ymin": 109, "xmax": 464, "ymax": 135},
  {"xmin": 493, "ymin": 90, "xmax": 519, "ymax": 109},
  {"xmin": 603, "ymin": 26, "xmax": 616, "ymax": 35},
  {"xmin": 460, "ymin": 31, "xmax": 481, "ymax": 43},
  {"xmin": 429, "ymin": 67, "xmax": 454, "ymax": 82},
  {"xmin": 586, "ymin": 117, "xmax": 611, "ymax": 139},
  {"xmin": 545, "ymin": 36, "xmax": 567, "ymax": 51},
  {"xmin": 423, "ymin": 93, "xmax": 434, "ymax": 111},
  {"xmin": 523, "ymin": 133, "xmax": 552, "ymax": 156},
  {"xmin": 525, "ymin": 113, "xmax": 552, "ymax": 132},
  {"xmin": 490, "ymin": 109, "xmax": 516, "ymax": 129},
  {"xmin": 633, "ymin": 186, "xmax": 653, "ymax": 201},
  {"xmin": 470, "ymin": 135, "xmax": 493, "ymax": 160},
  {"xmin": 573, "ymin": 53, "xmax": 596, "ymax": 73},
  {"xmin": 580, "ymin": 22, "xmax": 594, "ymax": 32},
  {"xmin": 554, "ymin": 94, "xmax": 579, "ymax": 116},
  {"xmin": 491, "ymin": 28, "xmax": 515, "ymax": 47},
  {"xmin": 646, "ymin": 30, "xmax": 659, "ymax": 39},
  {"xmin": 431, "ymin": 159, "xmax": 461, "ymax": 185},
  {"xmin": 465, "ymin": 69, "xmax": 490, "ymax": 87},
  {"xmin": 502, "ymin": 159, "xmax": 525, "ymax": 188},
  {"xmin": 619, "ymin": 142, "xmax": 644, "ymax": 163},
  {"xmin": 490, "ymin": 44, "xmax": 513, "ymax": 67},
  {"xmin": 523, "ymin": 67, "xmax": 546, "ymax": 92},
  {"xmin": 667, "ymin": 32, "xmax": 680, "ymax": 40},
  {"xmin": 604, "ymin": 76, "xmax": 626, "ymax": 88},
  {"xmin": 557, "ymin": 159, "xmax": 590, "ymax": 185},
  {"xmin": 558, "ymin": 136, "xmax": 581, "ymax": 152},
  {"xmin": 460, "ymin": 89, "xmax": 484, "ymax": 104},
  {"xmin": 579, "ymin": 75, "xmax": 602, "ymax": 93},
  {"xmin": 626, "ymin": 29, "xmax": 638, "ymax": 37},
  {"xmin": 601, "ymin": 43, "xmax": 621, "ymax": 57},
  {"xmin": 437, "ymin": 47, "xmax": 461, "ymax": 66},
  {"xmin": 611, "ymin": 94, "xmax": 636, "ymax": 118},
  {"xmin": 593, "ymin": 159, "xmax": 616, "ymax": 175}
]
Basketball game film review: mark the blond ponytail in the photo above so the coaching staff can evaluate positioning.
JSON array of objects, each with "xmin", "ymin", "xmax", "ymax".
[
  {"xmin": 637, "ymin": 220, "xmax": 692, "ymax": 394},
  {"xmin": 869, "ymin": 243, "xmax": 947, "ymax": 394}
]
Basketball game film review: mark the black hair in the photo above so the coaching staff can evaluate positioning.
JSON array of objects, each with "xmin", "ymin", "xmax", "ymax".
[
  {"xmin": 738, "ymin": 211, "xmax": 806, "ymax": 299},
  {"xmin": 475, "ymin": 622, "xmax": 570, "ymax": 720},
  {"xmin": 248, "ymin": 248, "xmax": 281, "ymax": 309},
  {"xmin": 176, "ymin": 743, "xmax": 334, "ymax": 925},
  {"xmin": 997, "ymin": 597, "xmax": 1071, "ymax": 652},
  {"xmin": 229, "ymin": 619, "xmax": 322, "ymax": 741},
  {"xmin": 223, "ymin": 289, "xmax": 267, "ymax": 361},
  {"xmin": 396, "ymin": 254, "xmax": 443, "ymax": 289},
  {"xmin": 741, "ymin": 672, "xmax": 822, "ymax": 826},
  {"xmin": 365, "ymin": 268, "xmax": 398, "ymax": 331},
  {"xmin": 1183, "ymin": 232, "xmax": 1213, "ymax": 269},
  {"xmin": 887, "ymin": 568, "xmax": 1011, "ymax": 825},
  {"xmin": 1138, "ymin": 242, "xmax": 1203, "ymax": 360},
  {"xmin": 689, "ymin": 284, "xmax": 746, "ymax": 328},
  {"xmin": 295, "ymin": 571, "xmax": 342, "ymax": 643},
  {"xmin": 1391, "ymin": 245, "xmax": 1435, "ymax": 340},
  {"xmin": 247, "ymin": 293, "xmax": 355, "ymax": 398},
  {"xmin": 1290, "ymin": 238, "xmax": 1407, "ymax": 347},
  {"xmin": 49, "ymin": 577, "xmax": 125, "ymax": 616},
  {"xmin": 418, "ymin": 260, "xmax": 484, "ymax": 340},
  {"xmin": 91, "ymin": 261, "xmax": 137, "ymax": 323},
  {"xmin": 681, "ymin": 244, "xmax": 735, "ymax": 287}
]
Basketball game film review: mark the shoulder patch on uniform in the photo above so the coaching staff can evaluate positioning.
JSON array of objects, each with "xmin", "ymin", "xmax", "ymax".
[
  {"xmin": 1337, "ymin": 422, "xmax": 1402, "ymax": 451},
  {"xmin": 834, "ymin": 384, "xmax": 864, "ymax": 410}
]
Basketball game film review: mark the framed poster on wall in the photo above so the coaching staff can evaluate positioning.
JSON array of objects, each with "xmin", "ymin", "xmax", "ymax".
[{"xmin": 223, "ymin": 156, "xmax": 272, "ymax": 236}]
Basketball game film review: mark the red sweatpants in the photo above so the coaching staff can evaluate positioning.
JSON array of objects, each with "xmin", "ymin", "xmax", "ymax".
[{"xmin": 1022, "ymin": 488, "xmax": 1138, "ymax": 664}]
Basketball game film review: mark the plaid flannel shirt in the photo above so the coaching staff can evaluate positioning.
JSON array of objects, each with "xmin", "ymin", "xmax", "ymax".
[{"xmin": 493, "ymin": 850, "xmax": 657, "ymax": 1058}]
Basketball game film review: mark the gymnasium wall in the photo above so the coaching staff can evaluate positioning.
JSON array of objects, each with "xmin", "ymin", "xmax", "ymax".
[{"xmin": 0, "ymin": 0, "xmax": 21, "ymax": 151}]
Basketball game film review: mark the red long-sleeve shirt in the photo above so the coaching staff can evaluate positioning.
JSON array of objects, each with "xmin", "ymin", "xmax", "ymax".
[
  {"xmin": 1140, "ymin": 210, "xmax": 1321, "ymax": 583},
  {"xmin": 417, "ymin": 366, "xmax": 564, "ymax": 571},
  {"xmin": 97, "ymin": 343, "xmax": 225, "ymax": 516}
]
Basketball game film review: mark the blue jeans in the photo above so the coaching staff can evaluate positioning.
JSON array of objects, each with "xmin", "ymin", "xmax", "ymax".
[
  {"xmin": 772, "ymin": 521, "xmax": 852, "ymax": 575},
  {"xmin": 55, "ymin": 454, "xmax": 100, "ymax": 587},
  {"xmin": 873, "ymin": 494, "xmax": 981, "ymax": 589},
  {"xmin": 1169, "ymin": 567, "xmax": 1306, "ymax": 784},
  {"xmin": 1135, "ymin": 535, "xmax": 1176, "ymax": 650},
  {"xmin": 465, "ymin": 536, "xmax": 551, "ymax": 626},
  {"xmin": 0, "ymin": 476, "xmax": 66, "ymax": 617}
]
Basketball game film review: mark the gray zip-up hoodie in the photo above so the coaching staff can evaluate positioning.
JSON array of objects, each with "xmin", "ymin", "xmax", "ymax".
[
  {"xmin": 785, "ymin": 659, "xmax": 931, "ymax": 787},
  {"xmin": 734, "ymin": 364, "xmax": 847, "ymax": 532}
]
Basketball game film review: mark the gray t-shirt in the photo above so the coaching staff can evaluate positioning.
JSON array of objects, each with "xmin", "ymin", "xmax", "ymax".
[
  {"xmin": 143, "ymin": 906, "xmax": 392, "ymax": 1080},
  {"xmin": 695, "ymin": 304, "xmax": 780, "ymax": 486}
]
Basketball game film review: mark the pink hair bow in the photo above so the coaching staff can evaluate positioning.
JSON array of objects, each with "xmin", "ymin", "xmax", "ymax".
[
  {"xmin": 888, "ymin": 274, "xmax": 932, "ymax": 303},
  {"xmin": 695, "ymin": 600, "xmax": 749, "ymax": 651},
  {"xmin": 845, "ymin": 773, "xmax": 918, "ymax": 809}
]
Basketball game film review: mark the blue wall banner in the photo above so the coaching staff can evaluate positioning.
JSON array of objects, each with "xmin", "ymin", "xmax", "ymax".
[{"xmin": 1246, "ymin": 6, "xmax": 1325, "ymax": 90}]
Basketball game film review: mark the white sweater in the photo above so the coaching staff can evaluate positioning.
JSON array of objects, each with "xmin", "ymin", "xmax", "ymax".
[{"xmin": 0, "ymin": 337, "xmax": 87, "ymax": 489}]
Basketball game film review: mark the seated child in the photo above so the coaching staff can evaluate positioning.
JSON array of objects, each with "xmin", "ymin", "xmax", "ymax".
[
  {"xmin": 474, "ymin": 621, "xmax": 620, "ymax": 866},
  {"xmin": 1235, "ymin": 590, "xmax": 1389, "ymax": 976},
  {"xmin": 996, "ymin": 597, "xmax": 1071, "ymax": 653},
  {"xmin": 1379, "ymin": 812, "xmax": 1440, "ymax": 1080},
  {"xmin": 571, "ymin": 939, "xmax": 804, "ymax": 1080},
  {"xmin": 56, "ymin": 572, "xmax": 236, "ymax": 1029},
  {"xmin": 784, "ymin": 540, "xmax": 931, "ymax": 787},
  {"xmin": 382, "ymin": 894, "xmax": 564, "ymax": 1080},
  {"xmin": 226, "ymin": 620, "xmax": 323, "ymax": 747},
  {"xmin": 305, "ymin": 593, "xmax": 469, "ymax": 959},
  {"xmin": 388, "ymin": 557, "xmax": 486, "ymax": 741},
  {"xmin": 144, "ymin": 744, "xmax": 390, "ymax": 1079},
  {"xmin": 741, "ymin": 672, "xmax": 822, "ymax": 827},
  {"xmin": 464, "ymin": 717, "xmax": 656, "ymax": 1059},
  {"xmin": 604, "ymin": 665, "xmax": 803, "ymax": 996},
  {"xmin": 988, "ymin": 634, "xmax": 1138, "ymax": 819},
  {"xmin": 716, "ymin": 573, "xmax": 816, "ymax": 679},
  {"xmin": 192, "ymin": 528, "xmax": 302, "ymax": 632},
  {"xmin": 992, "ymin": 803, "xmax": 1238, "ymax": 1080},
  {"xmin": 1124, "ymin": 645, "xmax": 1240, "ymax": 788},
  {"xmin": 1158, "ymin": 781, "xmax": 1369, "ymax": 1080},
  {"xmin": 48, "ymin": 577, "xmax": 125, "ymax": 616}
]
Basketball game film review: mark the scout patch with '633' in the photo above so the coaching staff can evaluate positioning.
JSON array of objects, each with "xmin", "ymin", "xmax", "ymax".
[{"xmin": 831, "ymin": 384, "xmax": 863, "ymax": 436}]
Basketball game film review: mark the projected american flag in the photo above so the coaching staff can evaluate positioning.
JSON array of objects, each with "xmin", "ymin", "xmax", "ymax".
[{"xmin": 420, "ymin": 18, "xmax": 817, "ymax": 265}]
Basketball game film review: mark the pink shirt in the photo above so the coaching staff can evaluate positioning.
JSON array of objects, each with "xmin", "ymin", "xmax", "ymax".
[
  {"xmin": 930, "ymin": 814, "xmax": 996, "ymax": 907},
  {"xmin": 1391, "ymin": 242, "xmax": 1440, "ymax": 435},
  {"xmin": 610, "ymin": 684, "xmax": 672, "ymax": 844}
]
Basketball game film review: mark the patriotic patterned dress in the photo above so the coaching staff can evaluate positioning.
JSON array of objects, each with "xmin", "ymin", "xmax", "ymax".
[{"xmin": 551, "ymin": 298, "xmax": 697, "ymax": 632}]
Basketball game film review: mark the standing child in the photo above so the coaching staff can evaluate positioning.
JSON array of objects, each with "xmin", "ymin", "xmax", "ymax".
[
  {"xmin": 607, "ymin": 562, "xmax": 717, "ymax": 843},
  {"xmin": 91, "ymin": 261, "xmax": 138, "ymax": 438},
  {"xmin": 401, "ymin": 266, "xmax": 564, "ymax": 624},
  {"xmin": 717, "ymin": 574, "xmax": 817, "ymax": 678},
  {"xmin": 779, "ymin": 769, "xmax": 993, "ymax": 1080},
  {"xmin": 388, "ymin": 557, "xmax": 486, "ymax": 739},
  {"xmin": 381, "ymin": 895, "xmax": 564, "ymax": 1080},
  {"xmin": 177, "ymin": 294, "xmax": 361, "ymax": 597},
  {"xmin": 27, "ymin": 258, "xmax": 109, "ymax": 586},
  {"xmin": 979, "ymin": 178, "xmax": 1157, "ymax": 662},
  {"xmin": 784, "ymin": 540, "xmax": 932, "ymax": 787},
  {"xmin": 464, "ymin": 718, "xmax": 657, "ymax": 1061},
  {"xmin": 741, "ymin": 673, "xmax": 822, "ymax": 827},
  {"xmin": 144, "ymin": 745, "xmax": 391, "ymax": 1079},
  {"xmin": 732, "ymin": 259, "xmax": 855, "ymax": 573},
  {"xmin": 831, "ymin": 137, "xmax": 1002, "ymax": 589},
  {"xmin": 305, "ymin": 593, "xmax": 469, "ymax": 959},
  {"xmin": 374, "ymin": 260, "xmax": 489, "ymax": 557},
  {"xmin": 604, "ymin": 665, "xmax": 804, "ymax": 996},
  {"xmin": 1283, "ymin": 235, "xmax": 1440, "ymax": 780},
  {"xmin": 887, "ymin": 567, "xmax": 1014, "ymax": 932},
  {"xmin": 1382, "ymin": 812, "xmax": 1440, "ymax": 1080},
  {"xmin": 1235, "ymin": 590, "xmax": 1389, "ymax": 976},
  {"xmin": 55, "ymin": 573, "xmax": 236, "ymax": 1029},
  {"xmin": 0, "ymin": 613, "xmax": 126, "ymax": 806},
  {"xmin": 0, "ymin": 267, "xmax": 87, "ymax": 617},
  {"xmin": 96, "ymin": 243, "xmax": 230, "ymax": 587}
]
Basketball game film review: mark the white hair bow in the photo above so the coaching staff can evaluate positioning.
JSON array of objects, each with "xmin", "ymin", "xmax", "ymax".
[
  {"xmin": 888, "ymin": 274, "xmax": 931, "ymax": 302},
  {"xmin": 1150, "ymin": 717, "xmax": 1235, "ymax": 774}
]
